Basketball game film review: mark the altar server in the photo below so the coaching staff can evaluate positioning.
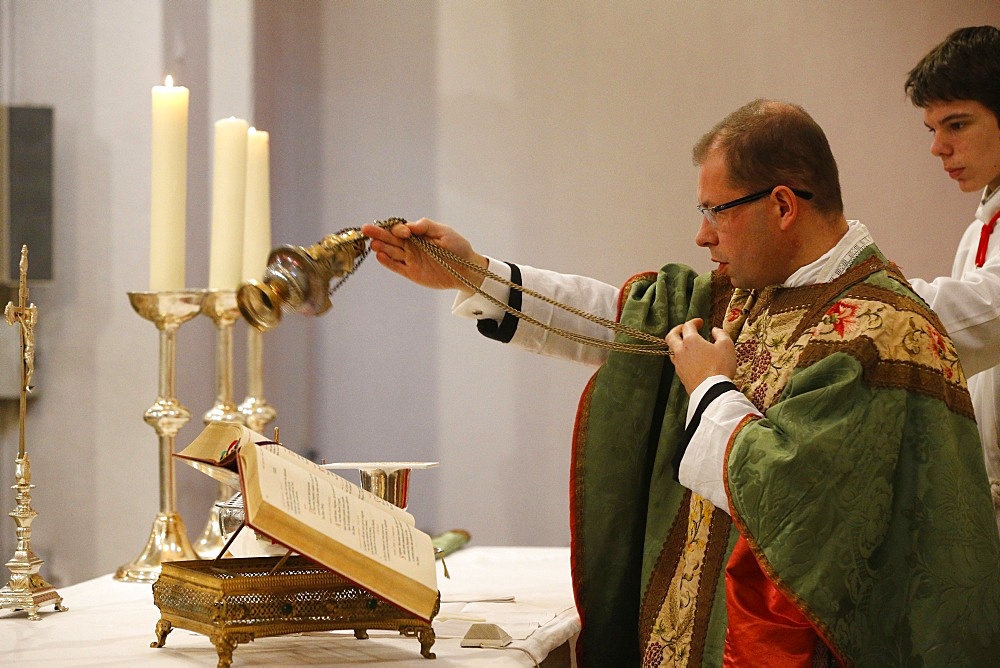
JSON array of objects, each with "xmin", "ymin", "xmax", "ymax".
[{"xmin": 905, "ymin": 25, "xmax": 1000, "ymax": 536}]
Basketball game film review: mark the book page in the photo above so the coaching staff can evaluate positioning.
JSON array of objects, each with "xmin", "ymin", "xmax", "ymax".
[
  {"xmin": 256, "ymin": 442, "xmax": 415, "ymax": 526},
  {"xmin": 239, "ymin": 442, "xmax": 438, "ymax": 619}
]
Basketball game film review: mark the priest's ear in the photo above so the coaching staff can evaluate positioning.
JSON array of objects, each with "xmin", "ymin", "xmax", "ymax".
[{"xmin": 773, "ymin": 185, "xmax": 801, "ymax": 230}]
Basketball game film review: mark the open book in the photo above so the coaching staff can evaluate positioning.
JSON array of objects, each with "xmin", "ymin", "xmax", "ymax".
[{"xmin": 174, "ymin": 422, "xmax": 439, "ymax": 622}]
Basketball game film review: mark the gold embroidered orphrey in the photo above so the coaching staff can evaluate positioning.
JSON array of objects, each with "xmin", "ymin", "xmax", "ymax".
[{"xmin": 0, "ymin": 245, "xmax": 67, "ymax": 620}]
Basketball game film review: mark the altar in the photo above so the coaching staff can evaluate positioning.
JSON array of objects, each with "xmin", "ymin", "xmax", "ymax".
[{"xmin": 1, "ymin": 546, "xmax": 579, "ymax": 666}]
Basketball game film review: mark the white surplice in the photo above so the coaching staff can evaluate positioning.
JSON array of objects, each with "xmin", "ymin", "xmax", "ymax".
[{"xmin": 910, "ymin": 188, "xmax": 1000, "ymax": 535}]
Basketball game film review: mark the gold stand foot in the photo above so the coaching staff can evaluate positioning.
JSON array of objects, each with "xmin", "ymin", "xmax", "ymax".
[{"xmin": 151, "ymin": 618, "xmax": 173, "ymax": 648}]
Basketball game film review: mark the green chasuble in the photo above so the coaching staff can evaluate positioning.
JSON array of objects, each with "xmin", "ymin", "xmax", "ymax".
[
  {"xmin": 571, "ymin": 263, "xmax": 735, "ymax": 666},
  {"xmin": 571, "ymin": 248, "xmax": 1000, "ymax": 666}
]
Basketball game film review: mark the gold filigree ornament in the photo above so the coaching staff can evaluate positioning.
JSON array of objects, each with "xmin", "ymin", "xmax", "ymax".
[{"xmin": 151, "ymin": 556, "xmax": 438, "ymax": 667}]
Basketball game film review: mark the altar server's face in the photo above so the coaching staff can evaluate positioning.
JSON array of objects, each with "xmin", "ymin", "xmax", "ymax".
[
  {"xmin": 923, "ymin": 99, "xmax": 1000, "ymax": 194},
  {"xmin": 695, "ymin": 152, "xmax": 787, "ymax": 290}
]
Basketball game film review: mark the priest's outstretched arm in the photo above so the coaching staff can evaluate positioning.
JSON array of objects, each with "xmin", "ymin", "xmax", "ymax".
[{"xmin": 363, "ymin": 218, "xmax": 619, "ymax": 366}]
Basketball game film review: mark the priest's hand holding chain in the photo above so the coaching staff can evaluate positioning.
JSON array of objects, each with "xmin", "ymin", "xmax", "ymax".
[{"xmin": 362, "ymin": 218, "xmax": 488, "ymax": 292}]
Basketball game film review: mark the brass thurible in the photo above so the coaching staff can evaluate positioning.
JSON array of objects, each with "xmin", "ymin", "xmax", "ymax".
[{"xmin": 237, "ymin": 225, "xmax": 378, "ymax": 331}]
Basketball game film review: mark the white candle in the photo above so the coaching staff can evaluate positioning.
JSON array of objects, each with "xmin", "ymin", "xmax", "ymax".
[
  {"xmin": 208, "ymin": 116, "xmax": 249, "ymax": 290},
  {"xmin": 241, "ymin": 128, "xmax": 271, "ymax": 283},
  {"xmin": 149, "ymin": 75, "xmax": 188, "ymax": 291}
]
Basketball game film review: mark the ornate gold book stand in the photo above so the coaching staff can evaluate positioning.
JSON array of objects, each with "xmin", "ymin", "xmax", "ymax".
[
  {"xmin": 150, "ymin": 555, "xmax": 439, "ymax": 667},
  {"xmin": 150, "ymin": 465, "xmax": 440, "ymax": 666}
]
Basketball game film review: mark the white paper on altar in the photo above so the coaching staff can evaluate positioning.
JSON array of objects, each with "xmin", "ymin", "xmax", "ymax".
[{"xmin": 432, "ymin": 600, "xmax": 565, "ymax": 640}]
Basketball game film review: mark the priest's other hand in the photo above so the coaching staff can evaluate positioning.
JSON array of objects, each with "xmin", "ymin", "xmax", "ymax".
[
  {"xmin": 362, "ymin": 218, "xmax": 488, "ymax": 292},
  {"xmin": 665, "ymin": 318, "xmax": 737, "ymax": 394}
]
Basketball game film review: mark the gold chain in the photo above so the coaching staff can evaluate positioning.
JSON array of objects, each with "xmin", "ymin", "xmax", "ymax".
[{"xmin": 374, "ymin": 218, "xmax": 672, "ymax": 356}]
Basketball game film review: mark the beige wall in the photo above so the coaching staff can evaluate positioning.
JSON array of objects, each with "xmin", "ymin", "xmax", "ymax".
[{"xmin": 0, "ymin": 0, "xmax": 996, "ymax": 585}]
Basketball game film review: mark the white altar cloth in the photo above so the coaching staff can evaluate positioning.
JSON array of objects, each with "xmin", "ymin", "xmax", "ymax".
[{"xmin": 1, "ymin": 546, "xmax": 579, "ymax": 666}]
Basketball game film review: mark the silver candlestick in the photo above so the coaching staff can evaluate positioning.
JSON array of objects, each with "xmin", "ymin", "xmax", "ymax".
[
  {"xmin": 115, "ymin": 290, "xmax": 205, "ymax": 582},
  {"xmin": 193, "ymin": 289, "xmax": 245, "ymax": 559}
]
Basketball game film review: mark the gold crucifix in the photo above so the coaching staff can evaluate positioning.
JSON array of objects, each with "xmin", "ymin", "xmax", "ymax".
[
  {"xmin": 4, "ymin": 245, "xmax": 37, "ymax": 458},
  {"xmin": 0, "ymin": 244, "xmax": 66, "ymax": 620}
]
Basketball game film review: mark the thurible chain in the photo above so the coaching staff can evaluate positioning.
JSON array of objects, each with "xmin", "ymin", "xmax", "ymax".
[{"xmin": 370, "ymin": 218, "xmax": 673, "ymax": 356}]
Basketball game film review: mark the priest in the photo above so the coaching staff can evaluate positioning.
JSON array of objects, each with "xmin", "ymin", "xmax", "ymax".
[{"xmin": 363, "ymin": 99, "xmax": 1000, "ymax": 667}]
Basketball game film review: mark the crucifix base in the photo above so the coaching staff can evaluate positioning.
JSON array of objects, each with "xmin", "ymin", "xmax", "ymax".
[
  {"xmin": 0, "ymin": 573, "xmax": 67, "ymax": 621},
  {"xmin": 0, "ymin": 454, "xmax": 68, "ymax": 620}
]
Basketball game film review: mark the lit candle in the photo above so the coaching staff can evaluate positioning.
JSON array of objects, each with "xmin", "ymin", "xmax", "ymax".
[
  {"xmin": 208, "ymin": 116, "xmax": 249, "ymax": 290},
  {"xmin": 241, "ymin": 128, "xmax": 271, "ymax": 283},
  {"xmin": 149, "ymin": 75, "xmax": 188, "ymax": 291}
]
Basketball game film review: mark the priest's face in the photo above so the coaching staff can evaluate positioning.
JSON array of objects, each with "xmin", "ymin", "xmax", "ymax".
[
  {"xmin": 923, "ymin": 99, "xmax": 1000, "ymax": 194},
  {"xmin": 695, "ymin": 151, "xmax": 788, "ymax": 290}
]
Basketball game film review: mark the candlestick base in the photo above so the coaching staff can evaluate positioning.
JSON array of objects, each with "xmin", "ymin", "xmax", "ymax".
[
  {"xmin": 192, "ymin": 514, "xmax": 223, "ymax": 560},
  {"xmin": 114, "ymin": 511, "xmax": 198, "ymax": 583}
]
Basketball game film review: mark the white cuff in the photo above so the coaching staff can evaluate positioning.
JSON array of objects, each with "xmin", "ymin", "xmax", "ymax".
[
  {"xmin": 451, "ymin": 257, "xmax": 511, "ymax": 321},
  {"xmin": 679, "ymin": 376, "xmax": 762, "ymax": 515},
  {"xmin": 686, "ymin": 375, "xmax": 736, "ymax": 424}
]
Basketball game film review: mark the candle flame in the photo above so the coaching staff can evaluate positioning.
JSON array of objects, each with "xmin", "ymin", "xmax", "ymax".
[{"xmin": 165, "ymin": 74, "xmax": 174, "ymax": 87}]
